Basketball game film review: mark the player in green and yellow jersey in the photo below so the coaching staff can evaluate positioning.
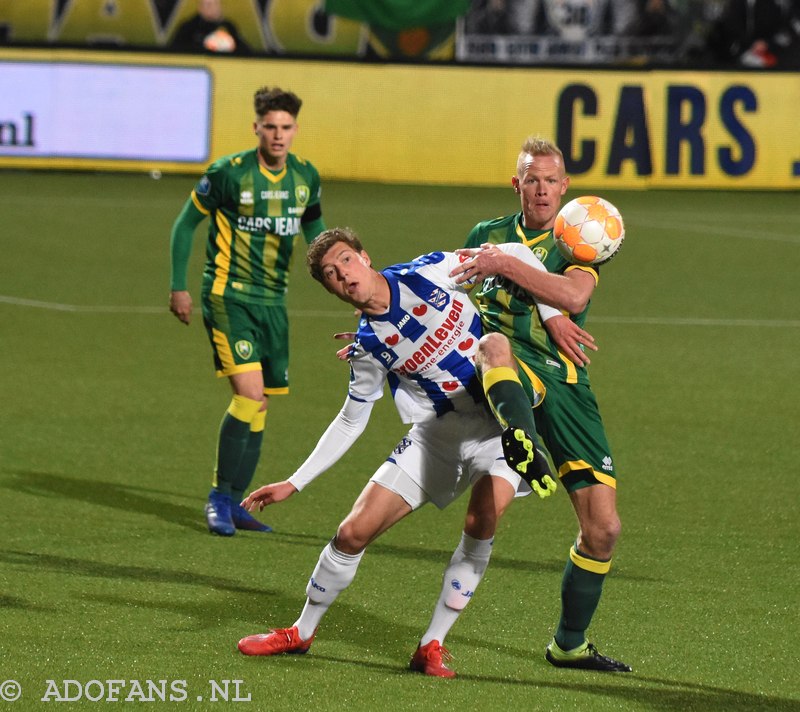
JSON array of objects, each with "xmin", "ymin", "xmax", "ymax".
[
  {"xmin": 169, "ymin": 86, "xmax": 326, "ymax": 537},
  {"xmin": 452, "ymin": 136, "xmax": 631, "ymax": 672}
]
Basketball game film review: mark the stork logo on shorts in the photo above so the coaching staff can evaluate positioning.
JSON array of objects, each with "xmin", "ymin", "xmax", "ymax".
[
  {"xmin": 235, "ymin": 340, "xmax": 253, "ymax": 359},
  {"xmin": 295, "ymin": 185, "xmax": 310, "ymax": 205},
  {"xmin": 393, "ymin": 437, "xmax": 412, "ymax": 455}
]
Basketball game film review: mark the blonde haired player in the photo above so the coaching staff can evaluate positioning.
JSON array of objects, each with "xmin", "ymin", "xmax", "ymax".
[{"xmin": 452, "ymin": 136, "xmax": 631, "ymax": 672}]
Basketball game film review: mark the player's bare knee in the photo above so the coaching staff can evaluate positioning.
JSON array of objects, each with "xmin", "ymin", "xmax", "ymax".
[
  {"xmin": 334, "ymin": 523, "xmax": 369, "ymax": 555},
  {"xmin": 581, "ymin": 518, "xmax": 620, "ymax": 558},
  {"xmin": 476, "ymin": 333, "xmax": 515, "ymax": 371},
  {"xmin": 463, "ymin": 511, "xmax": 497, "ymax": 541}
]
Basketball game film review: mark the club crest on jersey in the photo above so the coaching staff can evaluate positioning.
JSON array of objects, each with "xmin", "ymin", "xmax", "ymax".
[
  {"xmin": 533, "ymin": 246, "xmax": 548, "ymax": 261},
  {"xmin": 295, "ymin": 185, "xmax": 310, "ymax": 205},
  {"xmin": 393, "ymin": 437, "xmax": 412, "ymax": 455},
  {"xmin": 425, "ymin": 287, "xmax": 449, "ymax": 310},
  {"xmin": 235, "ymin": 340, "xmax": 253, "ymax": 359},
  {"xmin": 239, "ymin": 190, "xmax": 254, "ymax": 206}
]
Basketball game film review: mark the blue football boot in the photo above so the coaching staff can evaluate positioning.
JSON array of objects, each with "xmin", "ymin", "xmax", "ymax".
[
  {"xmin": 232, "ymin": 504, "xmax": 273, "ymax": 533},
  {"xmin": 205, "ymin": 490, "xmax": 235, "ymax": 536}
]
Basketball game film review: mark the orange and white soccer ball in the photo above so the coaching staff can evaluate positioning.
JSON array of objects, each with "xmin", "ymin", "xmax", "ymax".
[{"xmin": 553, "ymin": 196, "xmax": 625, "ymax": 266}]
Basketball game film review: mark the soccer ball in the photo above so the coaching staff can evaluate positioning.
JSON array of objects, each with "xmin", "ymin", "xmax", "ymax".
[{"xmin": 553, "ymin": 196, "xmax": 625, "ymax": 266}]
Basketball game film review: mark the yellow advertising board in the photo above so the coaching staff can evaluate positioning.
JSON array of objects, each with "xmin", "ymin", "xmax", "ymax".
[{"xmin": 1, "ymin": 48, "xmax": 798, "ymax": 190}]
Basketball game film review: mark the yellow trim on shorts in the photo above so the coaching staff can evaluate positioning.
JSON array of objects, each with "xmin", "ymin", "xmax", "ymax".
[
  {"xmin": 215, "ymin": 362, "xmax": 262, "ymax": 378},
  {"xmin": 570, "ymin": 545, "xmax": 612, "ymax": 575},
  {"xmin": 558, "ymin": 458, "xmax": 617, "ymax": 489},
  {"xmin": 514, "ymin": 357, "xmax": 546, "ymax": 407},
  {"xmin": 264, "ymin": 386, "xmax": 289, "ymax": 396},
  {"xmin": 212, "ymin": 327, "xmax": 235, "ymax": 372},
  {"xmin": 482, "ymin": 366, "xmax": 521, "ymax": 391}
]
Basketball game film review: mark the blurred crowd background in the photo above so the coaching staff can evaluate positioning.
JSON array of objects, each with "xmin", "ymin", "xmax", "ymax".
[{"xmin": 1, "ymin": 0, "xmax": 799, "ymax": 69}]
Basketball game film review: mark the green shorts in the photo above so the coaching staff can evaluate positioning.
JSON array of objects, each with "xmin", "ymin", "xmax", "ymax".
[
  {"xmin": 201, "ymin": 292, "xmax": 289, "ymax": 394},
  {"xmin": 516, "ymin": 360, "xmax": 617, "ymax": 492}
]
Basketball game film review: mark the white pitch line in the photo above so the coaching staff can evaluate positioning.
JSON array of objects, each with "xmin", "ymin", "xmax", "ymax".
[
  {"xmin": 590, "ymin": 315, "xmax": 800, "ymax": 328},
  {"xmin": 0, "ymin": 296, "xmax": 164, "ymax": 313},
  {"xmin": 2, "ymin": 295, "xmax": 798, "ymax": 327},
  {"xmin": 0, "ymin": 295, "xmax": 349, "ymax": 318}
]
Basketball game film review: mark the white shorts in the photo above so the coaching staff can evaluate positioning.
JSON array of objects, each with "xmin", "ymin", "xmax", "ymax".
[{"xmin": 370, "ymin": 407, "xmax": 531, "ymax": 510}]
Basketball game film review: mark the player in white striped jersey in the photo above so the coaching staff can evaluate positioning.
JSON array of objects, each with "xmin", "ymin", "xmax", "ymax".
[{"xmin": 236, "ymin": 227, "xmax": 591, "ymax": 676}]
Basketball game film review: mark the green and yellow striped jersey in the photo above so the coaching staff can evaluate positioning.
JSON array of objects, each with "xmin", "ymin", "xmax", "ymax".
[
  {"xmin": 465, "ymin": 212, "xmax": 599, "ymax": 386},
  {"xmin": 192, "ymin": 148, "xmax": 323, "ymax": 303}
]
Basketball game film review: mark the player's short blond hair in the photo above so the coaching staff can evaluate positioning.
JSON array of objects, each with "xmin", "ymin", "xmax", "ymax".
[
  {"xmin": 516, "ymin": 136, "xmax": 565, "ymax": 176},
  {"xmin": 306, "ymin": 227, "xmax": 365, "ymax": 283}
]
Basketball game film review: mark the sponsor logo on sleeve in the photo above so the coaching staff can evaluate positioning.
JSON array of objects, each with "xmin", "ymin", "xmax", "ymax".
[{"xmin": 196, "ymin": 175, "xmax": 211, "ymax": 196}]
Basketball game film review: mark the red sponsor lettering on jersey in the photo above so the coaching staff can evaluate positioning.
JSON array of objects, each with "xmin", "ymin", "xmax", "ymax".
[{"xmin": 398, "ymin": 299, "xmax": 466, "ymax": 374}]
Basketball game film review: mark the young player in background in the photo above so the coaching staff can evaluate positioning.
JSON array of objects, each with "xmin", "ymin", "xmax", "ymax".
[
  {"xmin": 452, "ymin": 136, "xmax": 630, "ymax": 672},
  {"xmin": 169, "ymin": 86, "xmax": 326, "ymax": 536},
  {"xmin": 236, "ymin": 227, "xmax": 589, "ymax": 676}
]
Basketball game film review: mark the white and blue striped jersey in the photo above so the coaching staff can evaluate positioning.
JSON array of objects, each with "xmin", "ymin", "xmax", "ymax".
[
  {"xmin": 287, "ymin": 244, "xmax": 559, "ymax": 492},
  {"xmin": 347, "ymin": 251, "xmax": 485, "ymax": 424}
]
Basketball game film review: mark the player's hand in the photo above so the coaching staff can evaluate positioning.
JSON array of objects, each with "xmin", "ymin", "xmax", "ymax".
[
  {"xmin": 334, "ymin": 332, "xmax": 357, "ymax": 361},
  {"xmin": 531, "ymin": 474, "xmax": 558, "ymax": 499},
  {"xmin": 169, "ymin": 290, "xmax": 193, "ymax": 325},
  {"xmin": 451, "ymin": 244, "xmax": 506, "ymax": 285},
  {"xmin": 544, "ymin": 315, "xmax": 597, "ymax": 367},
  {"xmin": 241, "ymin": 481, "xmax": 298, "ymax": 511}
]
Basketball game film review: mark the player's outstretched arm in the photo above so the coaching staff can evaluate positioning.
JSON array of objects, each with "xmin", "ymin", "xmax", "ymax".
[
  {"xmin": 452, "ymin": 244, "xmax": 594, "ymax": 315},
  {"xmin": 241, "ymin": 481, "xmax": 298, "ymax": 511},
  {"xmin": 333, "ymin": 332, "xmax": 357, "ymax": 361}
]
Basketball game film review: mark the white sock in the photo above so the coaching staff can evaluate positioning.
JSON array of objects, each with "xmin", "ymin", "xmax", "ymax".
[
  {"xmin": 419, "ymin": 532, "xmax": 493, "ymax": 646},
  {"xmin": 293, "ymin": 540, "xmax": 364, "ymax": 641}
]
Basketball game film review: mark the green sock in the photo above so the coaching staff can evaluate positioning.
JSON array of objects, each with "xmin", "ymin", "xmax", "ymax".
[
  {"xmin": 213, "ymin": 396, "xmax": 262, "ymax": 496},
  {"xmin": 213, "ymin": 411, "xmax": 250, "ymax": 496},
  {"xmin": 483, "ymin": 366, "xmax": 538, "ymax": 435},
  {"xmin": 555, "ymin": 545, "xmax": 610, "ymax": 651},
  {"xmin": 230, "ymin": 428, "xmax": 264, "ymax": 504}
]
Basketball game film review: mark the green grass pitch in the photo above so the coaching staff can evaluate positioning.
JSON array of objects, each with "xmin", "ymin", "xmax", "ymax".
[{"xmin": 1, "ymin": 170, "xmax": 798, "ymax": 711}]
